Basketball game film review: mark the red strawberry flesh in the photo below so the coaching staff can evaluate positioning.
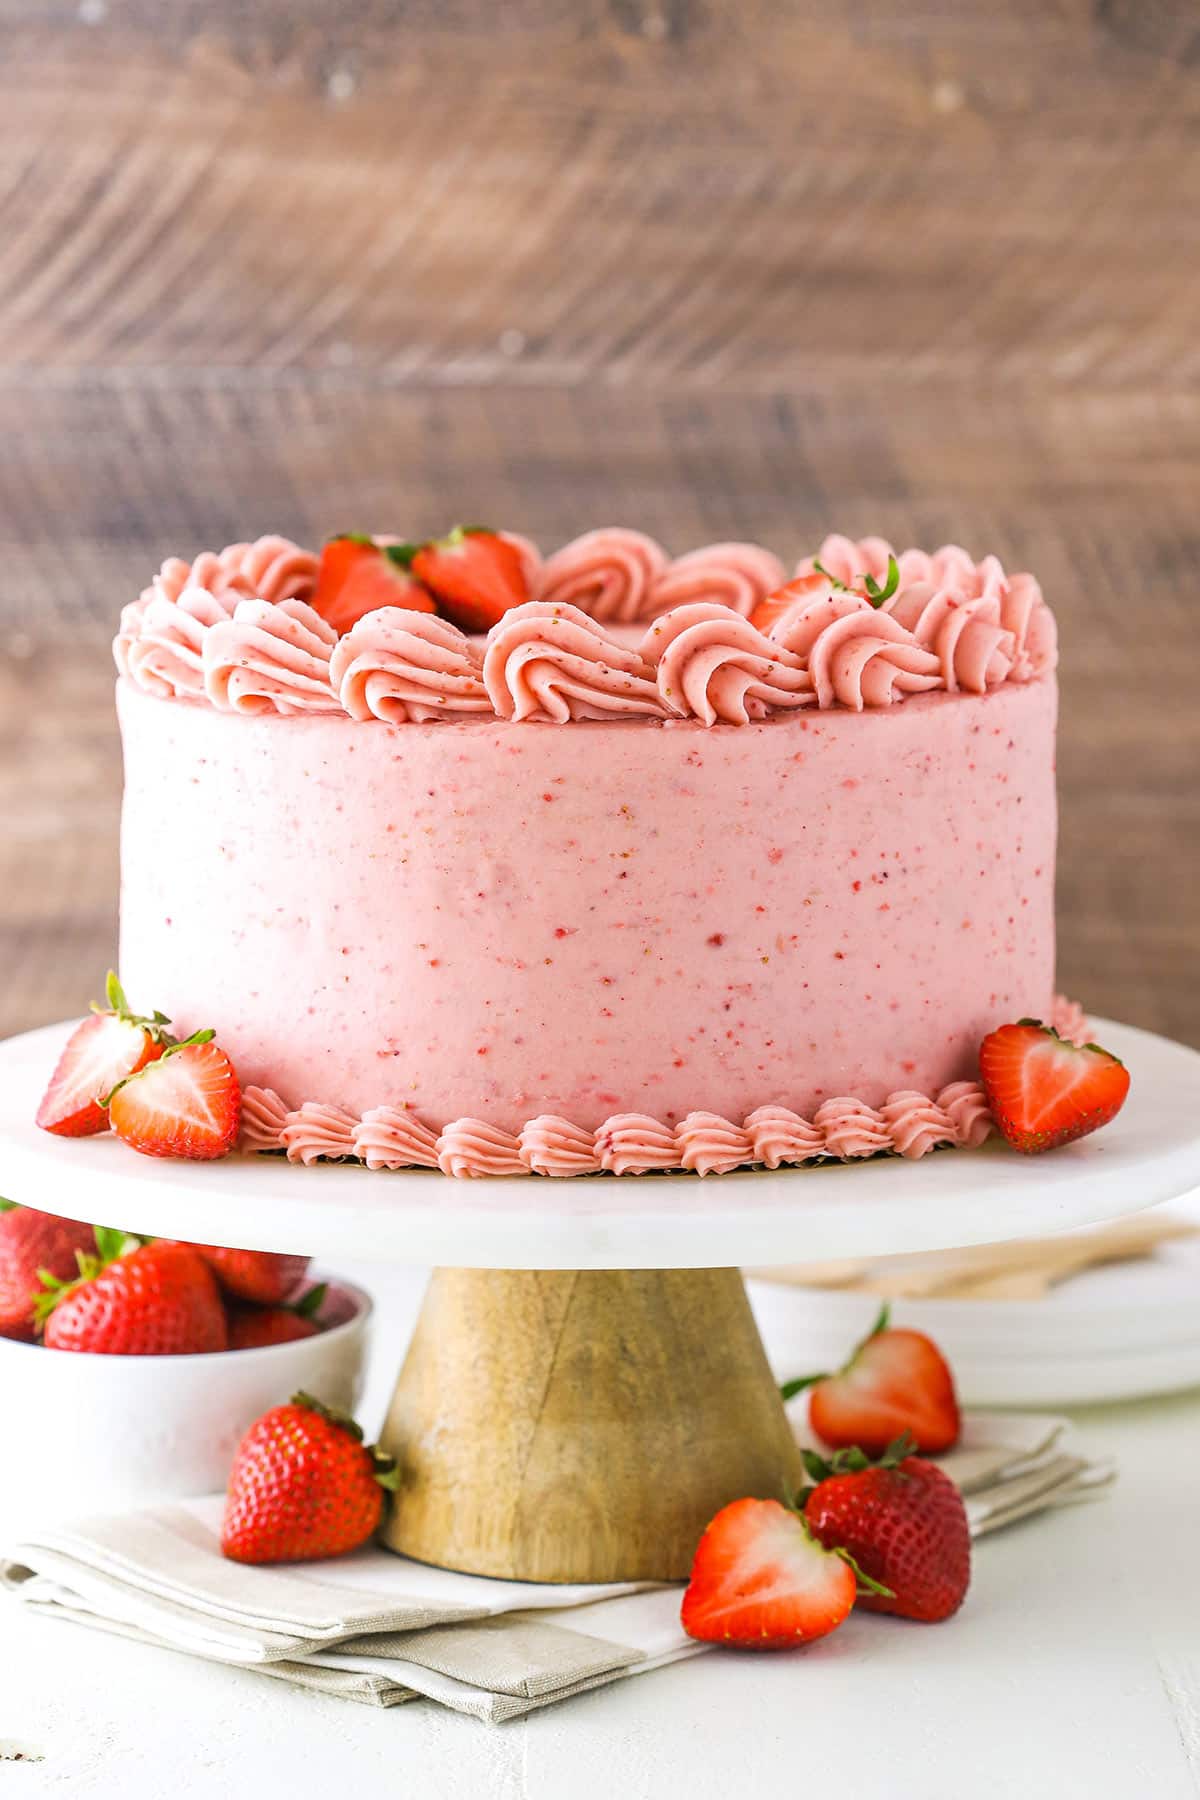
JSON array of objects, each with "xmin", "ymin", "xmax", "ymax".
[
  {"xmin": 109, "ymin": 1037, "xmax": 240, "ymax": 1161},
  {"xmin": 680, "ymin": 1496, "xmax": 859, "ymax": 1649},
  {"xmin": 980, "ymin": 1020, "xmax": 1131, "ymax": 1154}
]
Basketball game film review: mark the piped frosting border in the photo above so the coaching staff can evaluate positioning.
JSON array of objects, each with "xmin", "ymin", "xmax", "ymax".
[{"xmin": 115, "ymin": 532, "xmax": 1058, "ymax": 724}]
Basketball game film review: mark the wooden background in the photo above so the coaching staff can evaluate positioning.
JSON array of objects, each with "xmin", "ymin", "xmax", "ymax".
[{"xmin": 2, "ymin": 1, "xmax": 1198, "ymax": 1044}]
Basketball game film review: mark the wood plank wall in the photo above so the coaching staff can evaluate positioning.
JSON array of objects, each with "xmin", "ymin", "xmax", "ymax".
[{"xmin": 2, "ymin": 1, "xmax": 1198, "ymax": 1043}]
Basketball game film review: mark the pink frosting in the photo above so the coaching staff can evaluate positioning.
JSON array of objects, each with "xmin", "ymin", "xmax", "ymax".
[
  {"xmin": 236, "ymin": 1079, "xmax": 999, "ymax": 1174},
  {"xmin": 437, "ymin": 1119, "xmax": 525, "ymax": 1178},
  {"xmin": 204, "ymin": 599, "xmax": 340, "ymax": 716},
  {"xmin": 483, "ymin": 601, "xmax": 664, "ymax": 722},
  {"xmin": 280, "ymin": 1102, "xmax": 359, "ymax": 1164},
  {"xmin": 937, "ymin": 1081, "xmax": 994, "ymax": 1150},
  {"xmin": 887, "ymin": 586, "xmax": 1015, "ymax": 695},
  {"xmin": 813, "ymin": 1098, "xmax": 893, "ymax": 1159},
  {"xmin": 331, "ymin": 608, "xmax": 489, "ymax": 724},
  {"xmin": 1051, "ymin": 994, "xmax": 1091, "ymax": 1047},
  {"xmin": 676, "ymin": 1111, "xmax": 755, "ymax": 1176},
  {"xmin": 644, "ymin": 603, "xmax": 813, "ymax": 725},
  {"xmin": 239, "ymin": 1085, "xmax": 289, "ymax": 1153},
  {"xmin": 647, "ymin": 544, "xmax": 788, "ymax": 620},
  {"xmin": 878, "ymin": 1091, "xmax": 957, "ymax": 1159},
  {"xmin": 533, "ymin": 529, "xmax": 669, "ymax": 623},
  {"xmin": 124, "ymin": 585, "xmax": 239, "ymax": 701},
  {"xmin": 744, "ymin": 1105, "xmax": 826, "ymax": 1168},
  {"xmin": 595, "ymin": 1115, "xmax": 680, "ymax": 1175},
  {"xmin": 354, "ymin": 1105, "xmax": 441, "ymax": 1170},
  {"xmin": 771, "ymin": 593, "xmax": 942, "ymax": 711},
  {"xmin": 518, "ymin": 1116, "xmax": 601, "ymax": 1177},
  {"xmin": 116, "ymin": 537, "xmax": 318, "ymax": 678}
]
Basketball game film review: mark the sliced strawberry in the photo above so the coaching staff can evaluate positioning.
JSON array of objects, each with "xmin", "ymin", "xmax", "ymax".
[
  {"xmin": 748, "ymin": 569, "xmax": 835, "ymax": 636},
  {"xmin": 803, "ymin": 1438, "xmax": 971, "ymax": 1623},
  {"xmin": 782, "ymin": 1304, "xmax": 961, "ymax": 1457},
  {"xmin": 108, "ymin": 1032, "xmax": 240, "ymax": 1161},
  {"xmin": 979, "ymin": 1019, "xmax": 1131, "ymax": 1155},
  {"xmin": 226, "ymin": 1284, "xmax": 328, "ymax": 1350},
  {"xmin": 310, "ymin": 535, "xmax": 436, "ymax": 634},
  {"xmin": 36, "ymin": 972, "xmax": 172, "ymax": 1137},
  {"xmin": 681, "ymin": 1495, "xmax": 882, "ymax": 1649},
  {"xmin": 410, "ymin": 526, "xmax": 529, "ymax": 633}
]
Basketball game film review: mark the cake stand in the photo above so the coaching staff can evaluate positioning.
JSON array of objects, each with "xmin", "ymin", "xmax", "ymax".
[{"xmin": 2, "ymin": 1017, "xmax": 1198, "ymax": 1584}]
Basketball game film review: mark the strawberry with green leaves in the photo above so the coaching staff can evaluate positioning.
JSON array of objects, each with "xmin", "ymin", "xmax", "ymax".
[
  {"xmin": 409, "ymin": 526, "xmax": 530, "ymax": 633},
  {"xmin": 802, "ymin": 1435, "xmax": 971, "ymax": 1623},
  {"xmin": 36, "ymin": 972, "xmax": 172, "ymax": 1137},
  {"xmin": 681, "ymin": 1494, "xmax": 890, "ymax": 1649},
  {"xmin": 310, "ymin": 535, "xmax": 436, "ymax": 634},
  {"xmin": 0, "ymin": 1203, "xmax": 97, "ymax": 1341},
  {"xmin": 221, "ymin": 1392, "xmax": 399, "ymax": 1564},
  {"xmin": 782, "ymin": 1304, "xmax": 961, "ymax": 1457},
  {"xmin": 226, "ymin": 1283, "xmax": 328, "ymax": 1350},
  {"xmin": 980, "ymin": 1019, "xmax": 1130, "ymax": 1155},
  {"xmin": 37, "ymin": 1231, "xmax": 228, "ymax": 1355},
  {"xmin": 108, "ymin": 1030, "xmax": 240, "ymax": 1161}
]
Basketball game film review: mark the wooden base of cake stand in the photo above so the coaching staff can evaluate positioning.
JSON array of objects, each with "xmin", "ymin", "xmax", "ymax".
[{"xmin": 378, "ymin": 1266, "xmax": 802, "ymax": 1583}]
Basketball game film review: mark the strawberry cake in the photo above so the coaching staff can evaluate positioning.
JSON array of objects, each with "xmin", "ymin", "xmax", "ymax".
[{"xmin": 106, "ymin": 527, "xmax": 1062, "ymax": 1177}]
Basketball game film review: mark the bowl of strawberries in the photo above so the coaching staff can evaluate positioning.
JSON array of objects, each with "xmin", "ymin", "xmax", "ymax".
[{"xmin": 0, "ymin": 1202, "xmax": 371, "ymax": 1531}]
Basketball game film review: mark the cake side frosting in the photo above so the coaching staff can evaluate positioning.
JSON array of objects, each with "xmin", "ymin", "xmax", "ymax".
[{"xmin": 117, "ymin": 675, "xmax": 1058, "ymax": 1132}]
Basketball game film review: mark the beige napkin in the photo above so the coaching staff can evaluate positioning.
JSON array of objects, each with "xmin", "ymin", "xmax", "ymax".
[{"xmin": 1, "ymin": 1412, "xmax": 1113, "ymax": 1724}]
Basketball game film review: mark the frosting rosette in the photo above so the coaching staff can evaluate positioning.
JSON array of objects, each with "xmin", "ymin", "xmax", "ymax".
[
  {"xmin": 203, "ymin": 599, "xmax": 340, "ymax": 716},
  {"xmin": 595, "ymin": 1114, "xmax": 679, "ymax": 1175},
  {"xmin": 769, "ymin": 591, "xmax": 941, "ymax": 710},
  {"xmin": 1001, "ymin": 572, "xmax": 1058, "ymax": 681},
  {"xmin": 744, "ymin": 1105, "xmax": 825, "ymax": 1168},
  {"xmin": 117, "ymin": 536, "xmax": 319, "ymax": 678},
  {"xmin": 647, "ymin": 543, "xmax": 788, "ymax": 620},
  {"xmin": 354, "ymin": 1105, "xmax": 441, "ymax": 1170},
  {"xmin": 124, "ymin": 584, "xmax": 240, "ymax": 700},
  {"xmin": 483, "ymin": 601, "xmax": 664, "ymax": 722},
  {"xmin": 533, "ymin": 528, "xmax": 668, "ymax": 623},
  {"xmin": 936, "ymin": 1081, "xmax": 994, "ymax": 1150},
  {"xmin": 676, "ymin": 1112, "xmax": 754, "ymax": 1176},
  {"xmin": 280, "ymin": 1102, "xmax": 359, "ymax": 1164},
  {"xmin": 240, "ymin": 1086, "xmax": 290, "ymax": 1153},
  {"xmin": 645, "ymin": 602, "xmax": 813, "ymax": 725},
  {"xmin": 887, "ymin": 585, "xmax": 1016, "ymax": 694},
  {"xmin": 813, "ymin": 1098, "xmax": 892, "ymax": 1159},
  {"xmin": 518, "ymin": 1116, "xmax": 600, "ymax": 1177},
  {"xmin": 878, "ymin": 1091, "xmax": 957, "ymax": 1159},
  {"xmin": 437, "ymin": 1119, "xmax": 525, "ymax": 1178},
  {"xmin": 331, "ymin": 608, "xmax": 489, "ymax": 724}
]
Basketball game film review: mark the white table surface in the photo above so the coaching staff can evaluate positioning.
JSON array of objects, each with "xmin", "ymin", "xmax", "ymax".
[{"xmin": 3, "ymin": 1259, "xmax": 1199, "ymax": 1799}]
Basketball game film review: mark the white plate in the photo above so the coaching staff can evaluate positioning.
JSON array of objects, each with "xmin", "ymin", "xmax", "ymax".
[
  {"xmin": 748, "ymin": 1205, "xmax": 1200, "ymax": 1406},
  {"xmin": 1, "ymin": 1018, "xmax": 1198, "ymax": 1270}
]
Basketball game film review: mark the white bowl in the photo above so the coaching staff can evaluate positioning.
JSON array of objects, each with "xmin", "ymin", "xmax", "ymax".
[{"xmin": 0, "ymin": 1278, "xmax": 372, "ymax": 1536}]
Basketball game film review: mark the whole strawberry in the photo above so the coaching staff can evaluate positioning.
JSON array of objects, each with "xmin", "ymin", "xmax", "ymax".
[
  {"xmin": 221, "ymin": 1392, "xmax": 398, "ymax": 1564},
  {"xmin": 782, "ymin": 1303, "xmax": 961, "ymax": 1456},
  {"xmin": 38, "ymin": 1231, "xmax": 228, "ymax": 1355},
  {"xmin": 226, "ymin": 1284, "xmax": 328, "ymax": 1350},
  {"xmin": 183, "ymin": 1244, "xmax": 311, "ymax": 1306},
  {"xmin": 802, "ymin": 1436, "xmax": 971, "ymax": 1623},
  {"xmin": 681, "ymin": 1495, "xmax": 890, "ymax": 1650},
  {"xmin": 36, "ymin": 971, "xmax": 172, "ymax": 1137},
  {"xmin": 0, "ymin": 1204, "xmax": 97, "ymax": 1341}
]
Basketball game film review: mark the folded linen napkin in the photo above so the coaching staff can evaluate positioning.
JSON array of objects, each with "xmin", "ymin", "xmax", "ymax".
[{"xmin": 1, "ymin": 1412, "xmax": 1114, "ymax": 1724}]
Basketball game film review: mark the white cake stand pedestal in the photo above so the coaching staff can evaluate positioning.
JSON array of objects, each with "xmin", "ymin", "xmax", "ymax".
[{"xmin": 2, "ymin": 1018, "xmax": 1197, "ymax": 1583}]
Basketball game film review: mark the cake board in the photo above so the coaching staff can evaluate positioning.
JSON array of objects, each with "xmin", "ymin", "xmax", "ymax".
[{"xmin": 2, "ymin": 1018, "xmax": 1197, "ymax": 1583}]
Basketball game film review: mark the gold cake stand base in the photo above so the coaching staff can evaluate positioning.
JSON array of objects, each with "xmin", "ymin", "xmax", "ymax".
[{"xmin": 378, "ymin": 1267, "xmax": 802, "ymax": 1583}]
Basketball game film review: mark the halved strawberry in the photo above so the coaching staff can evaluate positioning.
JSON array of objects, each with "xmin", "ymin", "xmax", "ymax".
[
  {"xmin": 979, "ymin": 1019, "xmax": 1131, "ymax": 1155},
  {"xmin": 36, "ymin": 972, "xmax": 172, "ymax": 1137},
  {"xmin": 108, "ymin": 1032, "xmax": 240, "ymax": 1161},
  {"xmin": 681, "ymin": 1495, "xmax": 886, "ymax": 1649},
  {"xmin": 748, "ymin": 569, "xmax": 834, "ymax": 635},
  {"xmin": 310, "ymin": 535, "xmax": 436, "ymax": 634},
  {"xmin": 409, "ymin": 526, "xmax": 529, "ymax": 633},
  {"xmin": 782, "ymin": 1305, "xmax": 961, "ymax": 1457}
]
